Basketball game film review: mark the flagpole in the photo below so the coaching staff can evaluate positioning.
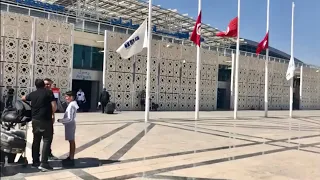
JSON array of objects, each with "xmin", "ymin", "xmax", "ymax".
[
  {"xmin": 195, "ymin": 0, "xmax": 202, "ymax": 120},
  {"xmin": 289, "ymin": 2, "xmax": 295, "ymax": 118},
  {"xmin": 234, "ymin": 0, "xmax": 240, "ymax": 120},
  {"xmin": 230, "ymin": 53, "xmax": 235, "ymax": 109},
  {"xmin": 103, "ymin": 30, "xmax": 108, "ymax": 89},
  {"xmin": 299, "ymin": 66, "xmax": 303, "ymax": 110},
  {"xmin": 264, "ymin": 0, "xmax": 270, "ymax": 117},
  {"xmin": 145, "ymin": 0, "xmax": 152, "ymax": 122}
]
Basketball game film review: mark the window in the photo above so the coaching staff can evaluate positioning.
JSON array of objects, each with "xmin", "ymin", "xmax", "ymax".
[
  {"xmin": 73, "ymin": 44, "xmax": 103, "ymax": 71},
  {"xmin": 1, "ymin": 4, "xmax": 8, "ymax": 11},
  {"xmin": 50, "ymin": 13, "xmax": 66, "ymax": 22},
  {"xmin": 9, "ymin": 6, "xmax": 29, "ymax": 15},
  {"xmin": 100, "ymin": 24, "xmax": 113, "ymax": 35},
  {"xmin": 114, "ymin": 27, "xmax": 126, "ymax": 33},
  {"xmin": 30, "ymin": 10, "xmax": 48, "ymax": 18},
  {"xmin": 84, "ymin": 21, "xmax": 98, "ymax": 33}
]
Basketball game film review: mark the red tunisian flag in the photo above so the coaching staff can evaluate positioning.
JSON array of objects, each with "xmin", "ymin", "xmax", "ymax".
[
  {"xmin": 256, "ymin": 32, "xmax": 269, "ymax": 54},
  {"xmin": 190, "ymin": 11, "xmax": 202, "ymax": 46},
  {"xmin": 216, "ymin": 17, "xmax": 238, "ymax": 37}
]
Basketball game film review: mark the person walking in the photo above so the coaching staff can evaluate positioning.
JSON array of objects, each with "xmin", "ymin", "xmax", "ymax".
[
  {"xmin": 99, "ymin": 88, "xmax": 110, "ymax": 113},
  {"xmin": 76, "ymin": 89, "xmax": 86, "ymax": 111},
  {"xmin": 22, "ymin": 79, "xmax": 57, "ymax": 171},
  {"xmin": 43, "ymin": 78, "xmax": 59, "ymax": 160}
]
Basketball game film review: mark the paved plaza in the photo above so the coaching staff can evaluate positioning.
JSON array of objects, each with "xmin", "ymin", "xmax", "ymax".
[{"xmin": 2, "ymin": 110, "xmax": 320, "ymax": 180}]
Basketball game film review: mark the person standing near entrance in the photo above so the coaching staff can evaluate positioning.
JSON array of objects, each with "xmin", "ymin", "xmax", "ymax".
[
  {"xmin": 76, "ymin": 89, "xmax": 86, "ymax": 111},
  {"xmin": 43, "ymin": 78, "xmax": 59, "ymax": 161},
  {"xmin": 22, "ymin": 79, "xmax": 57, "ymax": 171},
  {"xmin": 99, "ymin": 88, "xmax": 110, "ymax": 113},
  {"xmin": 5, "ymin": 86, "xmax": 14, "ymax": 109}
]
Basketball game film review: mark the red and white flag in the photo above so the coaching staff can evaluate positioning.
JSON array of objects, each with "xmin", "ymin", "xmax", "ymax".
[
  {"xmin": 190, "ymin": 11, "xmax": 202, "ymax": 46},
  {"xmin": 216, "ymin": 17, "xmax": 238, "ymax": 37},
  {"xmin": 256, "ymin": 32, "xmax": 269, "ymax": 54}
]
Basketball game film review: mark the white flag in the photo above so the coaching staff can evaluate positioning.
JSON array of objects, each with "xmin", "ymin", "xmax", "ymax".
[
  {"xmin": 116, "ymin": 19, "xmax": 148, "ymax": 59},
  {"xmin": 286, "ymin": 57, "xmax": 295, "ymax": 80}
]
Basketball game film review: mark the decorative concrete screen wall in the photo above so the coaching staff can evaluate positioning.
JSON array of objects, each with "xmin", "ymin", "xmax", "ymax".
[
  {"xmin": 300, "ymin": 67, "xmax": 320, "ymax": 109},
  {"xmin": 235, "ymin": 56, "xmax": 290, "ymax": 110},
  {"xmin": 0, "ymin": 12, "xmax": 73, "ymax": 103},
  {"xmin": 105, "ymin": 31, "xmax": 218, "ymax": 111}
]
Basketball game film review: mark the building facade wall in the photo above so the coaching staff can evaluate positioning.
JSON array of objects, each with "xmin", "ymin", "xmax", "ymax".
[
  {"xmin": 0, "ymin": 12, "xmax": 73, "ymax": 103},
  {"xmin": 300, "ymin": 67, "xmax": 320, "ymax": 109}
]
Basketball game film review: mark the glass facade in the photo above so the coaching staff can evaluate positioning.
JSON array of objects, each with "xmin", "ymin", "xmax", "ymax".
[{"xmin": 73, "ymin": 44, "xmax": 103, "ymax": 71}]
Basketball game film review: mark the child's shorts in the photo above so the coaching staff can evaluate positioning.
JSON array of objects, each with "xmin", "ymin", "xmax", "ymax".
[{"xmin": 64, "ymin": 122, "xmax": 76, "ymax": 141}]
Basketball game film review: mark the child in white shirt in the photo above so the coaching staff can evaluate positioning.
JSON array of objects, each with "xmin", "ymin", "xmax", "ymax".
[{"xmin": 57, "ymin": 91, "xmax": 79, "ymax": 166}]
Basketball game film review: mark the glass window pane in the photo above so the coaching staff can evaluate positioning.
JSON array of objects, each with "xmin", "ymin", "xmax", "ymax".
[
  {"xmin": 50, "ymin": 13, "xmax": 66, "ymax": 22},
  {"xmin": 67, "ymin": 17, "xmax": 76, "ymax": 25},
  {"xmin": 81, "ymin": 46, "xmax": 91, "ymax": 69},
  {"xmin": 100, "ymin": 24, "xmax": 113, "ymax": 35},
  {"xmin": 128, "ymin": 29, "xmax": 134, "ymax": 35},
  {"xmin": 9, "ymin": 6, "xmax": 29, "ymax": 15},
  {"xmin": 1, "ymin": 4, "xmax": 8, "ymax": 11},
  {"xmin": 74, "ymin": 19, "xmax": 83, "ymax": 31},
  {"xmin": 84, "ymin": 21, "xmax": 98, "ymax": 33},
  {"xmin": 91, "ymin": 47, "xmax": 103, "ymax": 71},
  {"xmin": 152, "ymin": 34, "xmax": 162, "ymax": 40},
  {"xmin": 73, "ymin": 44, "xmax": 83, "ymax": 69},
  {"xmin": 114, "ymin": 27, "xmax": 126, "ymax": 33},
  {"xmin": 30, "ymin": 10, "xmax": 48, "ymax": 18}
]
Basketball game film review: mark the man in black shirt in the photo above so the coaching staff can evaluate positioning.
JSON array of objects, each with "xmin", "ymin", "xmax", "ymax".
[
  {"xmin": 44, "ymin": 78, "xmax": 59, "ymax": 160},
  {"xmin": 22, "ymin": 79, "xmax": 57, "ymax": 171}
]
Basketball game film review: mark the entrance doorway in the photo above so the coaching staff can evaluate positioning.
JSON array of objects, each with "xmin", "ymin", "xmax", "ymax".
[
  {"xmin": 217, "ymin": 88, "xmax": 229, "ymax": 110},
  {"xmin": 72, "ymin": 80, "xmax": 92, "ymax": 112}
]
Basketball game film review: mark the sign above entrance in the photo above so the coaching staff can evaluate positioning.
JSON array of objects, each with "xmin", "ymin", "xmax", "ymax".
[{"xmin": 72, "ymin": 69, "xmax": 101, "ymax": 81}]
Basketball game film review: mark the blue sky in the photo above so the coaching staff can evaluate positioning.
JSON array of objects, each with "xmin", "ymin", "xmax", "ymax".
[{"xmin": 152, "ymin": 0, "xmax": 320, "ymax": 66}]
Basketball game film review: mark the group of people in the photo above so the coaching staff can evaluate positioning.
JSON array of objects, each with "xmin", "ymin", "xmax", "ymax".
[{"xmin": 21, "ymin": 78, "xmax": 78, "ymax": 171}]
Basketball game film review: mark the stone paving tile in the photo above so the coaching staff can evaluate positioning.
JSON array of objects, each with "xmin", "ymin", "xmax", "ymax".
[
  {"xmin": 2, "ymin": 111, "xmax": 320, "ymax": 180},
  {"xmin": 159, "ymin": 150, "xmax": 320, "ymax": 180}
]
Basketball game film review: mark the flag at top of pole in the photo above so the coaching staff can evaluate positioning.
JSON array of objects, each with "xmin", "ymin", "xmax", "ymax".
[
  {"xmin": 116, "ymin": 19, "xmax": 148, "ymax": 59},
  {"xmin": 256, "ymin": 32, "xmax": 269, "ymax": 55},
  {"xmin": 286, "ymin": 57, "xmax": 295, "ymax": 80},
  {"xmin": 286, "ymin": 2, "xmax": 295, "ymax": 81},
  {"xmin": 190, "ymin": 11, "xmax": 202, "ymax": 46},
  {"xmin": 216, "ymin": 17, "xmax": 238, "ymax": 37}
]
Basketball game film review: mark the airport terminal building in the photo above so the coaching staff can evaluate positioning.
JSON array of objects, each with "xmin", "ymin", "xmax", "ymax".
[{"xmin": 1, "ymin": 0, "xmax": 319, "ymax": 111}]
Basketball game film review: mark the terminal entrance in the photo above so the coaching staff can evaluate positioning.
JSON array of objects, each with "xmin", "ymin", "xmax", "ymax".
[
  {"xmin": 72, "ymin": 80, "xmax": 92, "ymax": 112},
  {"xmin": 72, "ymin": 80, "xmax": 100, "ymax": 112}
]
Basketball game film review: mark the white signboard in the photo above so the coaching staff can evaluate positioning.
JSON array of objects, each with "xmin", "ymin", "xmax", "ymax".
[{"xmin": 72, "ymin": 69, "xmax": 102, "ymax": 81}]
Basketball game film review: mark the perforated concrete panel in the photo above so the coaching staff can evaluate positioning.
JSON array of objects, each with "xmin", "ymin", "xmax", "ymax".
[
  {"xmin": 103, "ymin": 30, "xmax": 220, "ymax": 111},
  {"xmin": 300, "ymin": 67, "xmax": 320, "ymax": 110},
  {"xmin": 0, "ymin": 12, "xmax": 73, "ymax": 103}
]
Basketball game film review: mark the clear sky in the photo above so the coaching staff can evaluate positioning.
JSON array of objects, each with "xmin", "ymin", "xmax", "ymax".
[{"xmin": 152, "ymin": 0, "xmax": 320, "ymax": 66}]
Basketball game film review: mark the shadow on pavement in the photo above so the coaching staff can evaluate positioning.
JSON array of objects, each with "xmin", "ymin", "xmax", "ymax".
[{"xmin": 1, "ymin": 158, "xmax": 119, "ymax": 177}]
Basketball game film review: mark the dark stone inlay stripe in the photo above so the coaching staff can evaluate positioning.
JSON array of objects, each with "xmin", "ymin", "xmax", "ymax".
[
  {"xmin": 147, "ymin": 175, "xmax": 229, "ymax": 180},
  {"xmin": 118, "ymin": 130, "xmax": 320, "ymax": 165},
  {"xmin": 109, "ymin": 123, "xmax": 156, "ymax": 160},
  {"xmin": 102, "ymin": 142, "xmax": 320, "ymax": 180},
  {"xmin": 158, "ymin": 122, "xmax": 320, "ymax": 147},
  {"xmin": 296, "ymin": 118, "xmax": 320, "ymax": 126},
  {"xmin": 70, "ymin": 169, "xmax": 100, "ymax": 180},
  {"xmin": 60, "ymin": 123, "xmax": 133, "ymax": 158}
]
